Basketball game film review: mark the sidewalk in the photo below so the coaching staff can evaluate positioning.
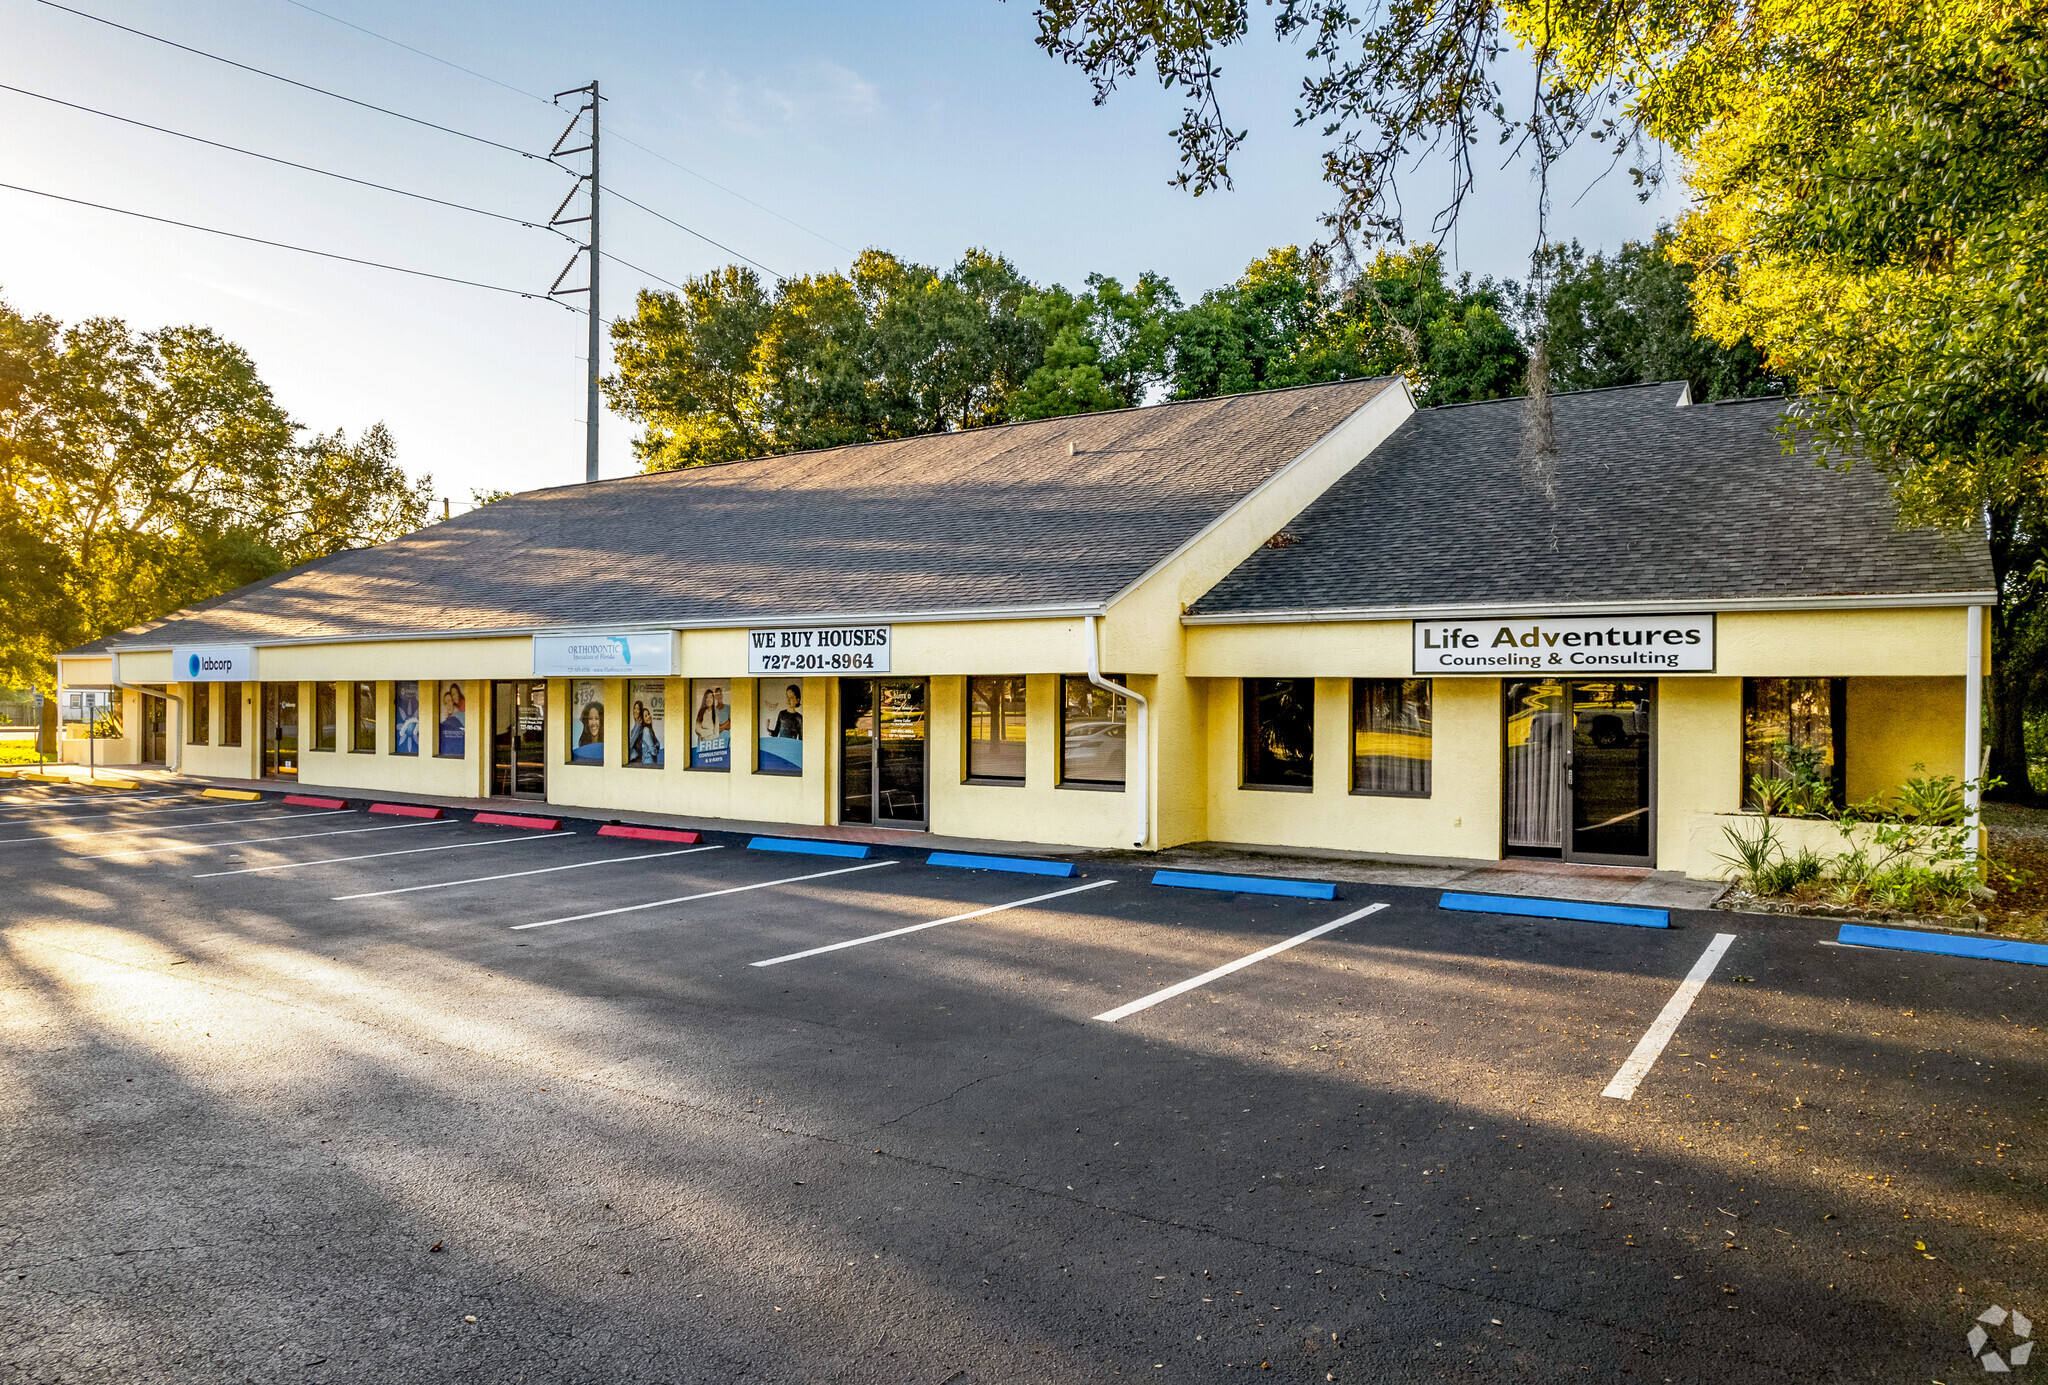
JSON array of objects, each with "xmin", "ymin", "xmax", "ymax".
[{"xmin": 60, "ymin": 764, "xmax": 1730, "ymax": 911}]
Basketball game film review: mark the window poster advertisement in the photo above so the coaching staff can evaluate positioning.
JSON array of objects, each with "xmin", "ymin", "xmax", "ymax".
[
  {"xmin": 436, "ymin": 681, "xmax": 466, "ymax": 758},
  {"xmin": 757, "ymin": 678, "xmax": 803, "ymax": 775},
  {"xmin": 689, "ymin": 678, "xmax": 731, "ymax": 771},
  {"xmin": 392, "ymin": 680, "xmax": 420, "ymax": 756},
  {"xmin": 626, "ymin": 679, "xmax": 665, "ymax": 768},
  {"xmin": 570, "ymin": 679, "xmax": 605, "ymax": 764}
]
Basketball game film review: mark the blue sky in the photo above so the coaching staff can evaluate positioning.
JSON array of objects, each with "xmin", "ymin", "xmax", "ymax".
[{"xmin": 1, "ymin": 0, "xmax": 1684, "ymax": 500}]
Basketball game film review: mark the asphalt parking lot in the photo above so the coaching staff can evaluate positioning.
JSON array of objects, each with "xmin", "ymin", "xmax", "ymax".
[{"xmin": 2, "ymin": 784, "xmax": 2043, "ymax": 1383}]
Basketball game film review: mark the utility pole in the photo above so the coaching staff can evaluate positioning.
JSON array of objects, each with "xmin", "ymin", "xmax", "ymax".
[{"xmin": 547, "ymin": 81, "xmax": 602, "ymax": 483}]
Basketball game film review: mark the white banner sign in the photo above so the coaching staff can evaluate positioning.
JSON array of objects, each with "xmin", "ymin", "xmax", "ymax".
[
  {"xmin": 1413, "ymin": 613, "xmax": 1715, "ymax": 674},
  {"xmin": 747, "ymin": 624, "xmax": 892, "ymax": 674},
  {"xmin": 532, "ymin": 632, "xmax": 674, "ymax": 678},
  {"xmin": 172, "ymin": 645, "xmax": 257, "ymax": 681}
]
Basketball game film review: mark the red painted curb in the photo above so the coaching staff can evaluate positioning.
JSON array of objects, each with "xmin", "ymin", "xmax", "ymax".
[
  {"xmin": 283, "ymin": 794, "xmax": 347, "ymax": 809},
  {"xmin": 368, "ymin": 803, "xmax": 443, "ymax": 819},
  {"xmin": 475, "ymin": 812, "xmax": 561, "ymax": 831},
  {"xmin": 598, "ymin": 824, "xmax": 702, "ymax": 844}
]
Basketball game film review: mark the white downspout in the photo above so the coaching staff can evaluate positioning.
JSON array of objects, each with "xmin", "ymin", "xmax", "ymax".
[
  {"xmin": 110, "ymin": 652, "xmax": 183, "ymax": 773},
  {"xmin": 1965, "ymin": 602, "xmax": 1984, "ymax": 860},
  {"xmin": 1084, "ymin": 613, "xmax": 1150, "ymax": 849}
]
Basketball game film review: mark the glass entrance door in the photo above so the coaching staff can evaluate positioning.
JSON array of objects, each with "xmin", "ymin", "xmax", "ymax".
[
  {"xmin": 839, "ymin": 678, "xmax": 927, "ymax": 828},
  {"xmin": 1503, "ymin": 679, "xmax": 1655, "ymax": 866},
  {"xmin": 491, "ymin": 681, "xmax": 547, "ymax": 798},
  {"xmin": 261, "ymin": 682, "xmax": 298, "ymax": 779},
  {"xmin": 140, "ymin": 694, "xmax": 167, "ymax": 764}
]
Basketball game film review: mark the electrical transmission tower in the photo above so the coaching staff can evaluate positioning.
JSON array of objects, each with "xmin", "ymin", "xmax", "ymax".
[{"xmin": 547, "ymin": 81, "xmax": 601, "ymax": 482}]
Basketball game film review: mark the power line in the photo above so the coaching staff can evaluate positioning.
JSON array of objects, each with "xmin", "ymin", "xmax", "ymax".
[
  {"xmin": 610, "ymin": 189, "xmax": 783, "ymax": 280},
  {"xmin": 599, "ymin": 251, "xmax": 687, "ymax": 294},
  {"xmin": 32, "ymin": 0, "xmax": 554, "ymax": 166},
  {"xmin": 276, "ymin": 0, "xmax": 546, "ymax": 105},
  {"xmin": 610, "ymin": 132, "xmax": 855, "ymax": 256},
  {"xmin": 0, "ymin": 81, "xmax": 570, "ymax": 238},
  {"xmin": 270, "ymin": 0, "xmax": 856, "ymax": 255},
  {"xmin": 0, "ymin": 179, "xmax": 574, "ymax": 305}
]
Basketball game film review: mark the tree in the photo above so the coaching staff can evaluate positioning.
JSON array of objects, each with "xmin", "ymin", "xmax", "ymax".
[
  {"xmin": 1533, "ymin": 232, "xmax": 1782, "ymax": 401},
  {"xmin": 606, "ymin": 249, "xmax": 1060, "ymax": 468},
  {"xmin": 1165, "ymin": 243, "xmax": 1524, "ymax": 405},
  {"xmin": 1011, "ymin": 272, "xmax": 1182, "ymax": 419},
  {"xmin": 1026, "ymin": 0, "xmax": 1650, "ymax": 251},
  {"xmin": 1648, "ymin": 9, "xmax": 2048, "ymax": 798},
  {"xmin": 0, "ymin": 294, "xmax": 430, "ymax": 690}
]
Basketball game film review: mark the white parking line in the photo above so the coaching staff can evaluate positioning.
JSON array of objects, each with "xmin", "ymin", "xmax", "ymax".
[
  {"xmin": 751, "ymin": 878, "xmax": 1118, "ymax": 967},
  {"xmin": 1601, "ymin": 932, "xmax": 1738, "ymax": 1101},
  {"xmin": 335, "ymin": 844, "xmax": 720, "ymax": 900},
  {"xmin": 80, "ymin": 819, "xmax": 450, "ymax": 860},
  {"xmin": 0, "ymin": 809, "xmax": 344, "ymax": 845},
  {"xmin": 512, "ymin": 859, "xmax": 896, "ymax": 931},
  {"xmin": 194, "ymin": 832, "xmax": 573, "ymax": 878},
  {"xmin": 1093, "ymin": 903, "xmax": 1388, "ymax": 1023}
]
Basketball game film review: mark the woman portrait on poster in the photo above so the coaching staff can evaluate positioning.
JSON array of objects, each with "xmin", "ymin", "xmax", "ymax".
[
  {"xmin": 767, "ymin": 683, "xmax": 802, "ymax": 740},
  {"xmin": 437, "ymin": 682, "xmax": 465, "ymax": 757},
  {"xmin": 627, "ymin": 699, "xmax": 663, "ymax": 767},
  {"xmin": 572, "ymin": 700, "xmax": 604, "ymax": 764},
  {"xmin": 695, "ymin": 686, "xmax": 728, "ymax": 738}
]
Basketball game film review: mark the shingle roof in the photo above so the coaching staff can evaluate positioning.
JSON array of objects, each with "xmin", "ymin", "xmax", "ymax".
[
  {"xmin": 85, "ymin": 378, "xmax": 1395, "ymax": 650},
  {"xmin": 1188, "ymin": 385, "xmax": 1993, "ymax": 617}
]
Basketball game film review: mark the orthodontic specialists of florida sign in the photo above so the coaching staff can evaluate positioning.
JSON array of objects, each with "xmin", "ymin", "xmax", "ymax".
[{"xmin": 1412, "ymin": 613, "xmax": 1715, "ymax": 674}]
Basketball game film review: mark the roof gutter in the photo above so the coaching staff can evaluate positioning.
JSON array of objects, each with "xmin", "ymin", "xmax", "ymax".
[
  {"xmin": 98, "ymin": 602, "xmax": 1114, "ymax": 655},
  {"xmin": 1181, "ymin": 590, "xmax": 2000, "ymax": 625}
]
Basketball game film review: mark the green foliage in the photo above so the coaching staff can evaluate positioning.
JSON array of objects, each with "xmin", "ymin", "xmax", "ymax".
[
  {"xmin": 0, "ymin": 293, "xmax": 429, "ymax": 690},
  {"xmin": 1717, "ymin": 815, "xmax": 1781, "ymax": 882},
  {"xmin": 1531, "ymin": 233, "xmax": 1782, "ymax": 402},
  {"xmin": 1726, "ymin": 768, "xmax": 1998, "ymax": 916}
]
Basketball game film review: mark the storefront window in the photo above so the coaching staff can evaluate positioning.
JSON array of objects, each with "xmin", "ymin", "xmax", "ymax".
[
  {"xmin": 1353, "ymin": 679, "xmax": 1432, "ymax": 797},
  {"xmin": 188, "ymin": 683, "xmax": 210, "ymax": 744},
  {"xmin": 351, "ymin": 682, "xmax": 375, "ymax": 752},
  {"xmin": 1060, "ymin": 675, "xmax": 1125, "ymax": 787},
  {"xmin": 756, "ymin": 679, "xmax": 800, "ymax": 774},
  {"xmin": 315, "ymin": 683, "xmax": 337, "ymax": 751},
  {"xmin": 1742, "ymin": 677, "xmax": 1845, "ymax": 809},
  {"xmin": 689, "ymin": 679, "xmax": 732, "ymax": 771},
  {"xmin": 627, "ymin": 680, "xmax": 667, "ymax": 768},
  {"xmin": 967, "ymin": 675, "xmax": 1026, "ymax": 783},
  {"xmin": 569, "ymin": 679, "xmax": 606, "ymax": 765},
  {"xmin": 391, "ymin": 681, "xmax": 419, "ymax": 755},
  {"xmin": 435, "ymin": 681, "xmax": 466, "ymax": 758},
  {"xmin": 1243, "ymin": 678, "xmax": 1314, "ymax": 788},
  {"xmin": 220, "ymin": 682, "xmax": 242, "ymax": 747}
]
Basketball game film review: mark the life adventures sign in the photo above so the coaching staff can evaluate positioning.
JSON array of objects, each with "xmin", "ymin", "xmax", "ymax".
[{"xmin": 1412, "ymin": 613, "xmax": 1715, "ymax": 674}]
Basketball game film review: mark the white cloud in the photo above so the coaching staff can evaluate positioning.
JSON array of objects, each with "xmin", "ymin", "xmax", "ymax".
[{"xmin": 686, "ymin": 60, "xmax": 883, "ymax": 137}]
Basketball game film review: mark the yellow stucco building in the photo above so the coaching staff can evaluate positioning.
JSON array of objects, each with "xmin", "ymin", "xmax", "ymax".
[{"xmin": 55, "ymin": 379, "xmax": 1992, "ymax": 880}]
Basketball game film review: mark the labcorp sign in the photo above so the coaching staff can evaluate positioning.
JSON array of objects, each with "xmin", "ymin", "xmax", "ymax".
[
  {"xmin": 171, "ymin": 644, "xmax": 257, "ymax": 681},
  {"xmin": 1413, "ymin": 613, "xmax": 1715, "ymax": 674},
  {"xmin": 532, "ymin": 632, "xmax": 675, "ymax": 678}
]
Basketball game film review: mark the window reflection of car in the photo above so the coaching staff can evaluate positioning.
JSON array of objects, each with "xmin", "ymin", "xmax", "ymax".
[
  {"xmin": 1065, "ymin": 719, "xmax": 1125, "ymax": 777},
  {"xmin": 1581, "ymin": 703, "xmax": 1650, "ymax": 749}
]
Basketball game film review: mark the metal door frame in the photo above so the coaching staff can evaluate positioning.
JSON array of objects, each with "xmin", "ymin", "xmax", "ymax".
[
  {"xmin": 837, "ymin": 677, "xmax": 929, "ymax": 830},
  {"xmin": 490, "ymin": 679, "xmax": 548, "ymax": 800},
  {"xmin": 1502, "ymin": 678, "xmax": 1657, "ymax": 868},
  {"xmin": 260, "ymin": 681, "xmax": 298, "ymax": 780}
]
